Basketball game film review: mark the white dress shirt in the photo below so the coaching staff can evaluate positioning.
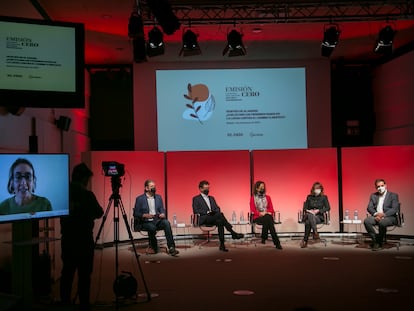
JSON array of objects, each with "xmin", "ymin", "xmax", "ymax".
[
  {"xmin": 375, "ymin": 190, "xmax": 387, "ymax": 215},
  {"xmin": 146, "ymin": 195, "xmax": 156, "ymax": 221},
  {"xmin": 201, "ymin": 193, "xmax": 211, "ymax": 211}
]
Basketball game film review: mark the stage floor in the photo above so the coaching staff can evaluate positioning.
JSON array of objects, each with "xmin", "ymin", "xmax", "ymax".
[{"xmin": 22, "ymin": 236, "xmax": 414, "ymax": 311}]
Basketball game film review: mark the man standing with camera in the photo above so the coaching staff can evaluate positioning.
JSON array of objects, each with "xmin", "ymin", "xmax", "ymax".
[{"xmin": 133, "ymin": 179, "xmax": 179, "ymax": 256}]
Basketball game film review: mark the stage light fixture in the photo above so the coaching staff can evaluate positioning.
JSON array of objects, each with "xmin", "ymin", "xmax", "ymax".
[
  {"xmin": 132, "ymin": 37, "xmax": 147, "ymax": 62},
  {"xmin": 128, "ymin": 11, "xmax": 144, "ymax": 39},
  {"xmin": 128, "ymin": 11, "xmax": 147, "ymax": 62},
  {"xmin": 223, "ymin": 29, "xmax": 246, "ymax": 57},
  {"xmin": 374, "ymin": 25, "xmax": 395, "ymax": 55},
  {"xmin": 179, "ymin": 29, "xmax": 201, "ymax": 56},
  {"xmin": 321, "ymin": 24, "xmax": 340, "ymax": 57},
  {"xmin": 147, "ymin": 26, "xmax": 165, "ymax": 57},
  {"xmin": 146, "ymin": 0, "xmax": 180, "ymax": 35}
]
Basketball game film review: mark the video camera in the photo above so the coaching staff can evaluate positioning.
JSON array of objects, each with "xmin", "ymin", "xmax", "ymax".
[{"xmin": 102, "ymin": 161, "xmax": 125, "ymax": 177}]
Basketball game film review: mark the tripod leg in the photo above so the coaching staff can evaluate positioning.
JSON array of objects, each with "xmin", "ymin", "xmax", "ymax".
[
  {"xmin": 118, "ymin": 199, "xmax": 152, "ymax": 302},
  {"xmin": 94, "ymin": 196, "xmax": 114, "ymax": 246}
]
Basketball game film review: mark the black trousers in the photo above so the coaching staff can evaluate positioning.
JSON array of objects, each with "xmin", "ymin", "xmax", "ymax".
[
  {"xmin": 254, "ymin": 214, "xmax": 280, "ymax": 245},
  {"xmin": 60, "ymin": 236, "xmax": 94, "ymax": 311},
  {"xmin": 303, "ymin": 213, "xmax": 324, "ymax": 241},
  {"xmin": 141, "ymin": 218, "xmax": 176, "ymax": 250},
  {"xmin": 202, "ymin": 212, "xmax": 234, "ymax": 243},
  {"xmin": 364, "ymin": 215, "xmax": 397, "ymax": 245}
]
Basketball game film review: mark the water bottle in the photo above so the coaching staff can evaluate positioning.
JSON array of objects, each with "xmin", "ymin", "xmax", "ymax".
[
  {"xmin": 173, "ymin": 214, "xmax": 177, "ymax": 227},
  {"xmin": 240, "ymin": 212, "xmax": 245, "ymax": 223},
  {"xmin": 275, "ymin": 211, "xmax": 281, "ymax": 223},
  {"xmin": 232, "ymin": 211, "xmax": 237, "ymax": 223},
  {"xmin": 354, "ymin": 210, "xmax": 358, "ymax": 220},
  {"xmin": 345, "ymin": 209, "xmax": 349, "ymax": 220}
]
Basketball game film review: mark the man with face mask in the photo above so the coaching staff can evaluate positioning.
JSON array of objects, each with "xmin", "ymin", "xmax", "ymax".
[
  {"xmin": 364, "ymin": 179, "xmax": 400, "ymax": 251},
  {"xmin": 133, "ymin": 179, "xmax": 179, "ymax": 256},
  {"xmin": 192, "ymin": 180, "xmax": 244, "ymax": 252}
]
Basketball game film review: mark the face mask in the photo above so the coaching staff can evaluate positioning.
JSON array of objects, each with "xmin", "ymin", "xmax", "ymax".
[
  {"xmin": 149, "ymin": 188, "xmax": 156, "ymax": 194},
  {"xmin": 314, "ymin": 189, "xmax": 321, "ymax": 195},
  {"xmin": 202, "ymin": 189, "xmax": 209, "ymax": 195},
  {"xmin": 377, "ymin": 186, "xmax": 385, "ymax": 194},
  {"xmin": 259, "ymin": 189, "xmax": 265, "ymax": 195}
]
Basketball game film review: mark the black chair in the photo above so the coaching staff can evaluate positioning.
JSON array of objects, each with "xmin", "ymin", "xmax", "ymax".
[
  {"xmin": 368, "ymin": 204, "xmax": 405, "ymax": 250},
  {"xmin": 298, "ymin": 208, "xmax": 330, "ymax": 247},
  {"xmin": 249, "ymin": 211, "xmax": 282, "ymax": 246},
  {"xmin": 190, "ymin": 213, "xmax": 217, "ymax": 248},
  {"xmin": 131, "ymin": 217, "xmax": 166, "ymax": 254},
  {"xmin": 384, "ymin": 211, "xmax": 405, "ymax": 250}
]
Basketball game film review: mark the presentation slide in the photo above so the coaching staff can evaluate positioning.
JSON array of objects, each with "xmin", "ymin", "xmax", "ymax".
[
  {"xmin": 0, "ymin": 20, "xmax": 76, "ymax": 92},
  {"xmin": 156, "ymin": 68, "xmax": 307, "ymax": 151}
]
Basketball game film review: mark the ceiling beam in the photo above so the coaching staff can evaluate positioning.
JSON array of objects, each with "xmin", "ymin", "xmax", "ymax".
[
  {"xmin": 29, "ymin": 0, "xmax": 51, "ymax": 20},
  {"xmin": 140, "ymin": 0, "xmax": 414, "ymax": 25}
]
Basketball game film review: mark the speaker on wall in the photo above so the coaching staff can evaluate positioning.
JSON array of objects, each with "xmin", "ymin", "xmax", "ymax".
[{"xmin": 55, "ymin": 116, "xmax": 72, "ymax": 131}]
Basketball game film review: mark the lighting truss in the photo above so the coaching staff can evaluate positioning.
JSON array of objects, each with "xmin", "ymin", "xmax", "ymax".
[{"xmin": 139, "ymin": 1, "xmax": 414, "ymax": 25}]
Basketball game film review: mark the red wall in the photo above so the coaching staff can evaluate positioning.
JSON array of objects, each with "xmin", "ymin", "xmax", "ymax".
[
  {"xmin": 253, "ymin": 148, "xmax": 339, "ymax": 232},
  {"xmin": 85, "ymin": 146, "xmax": 414, "ymax": 242},
  {"xmin": 342, "ymin": 145, "xmax": 414, "ymax": 235},
  {"xmin": 372, "ymin": 50, "xmax": 414, "ymax": 145},
  {"xmin": 166, "ymin": 151, "xmax": 251, "ymax": 225},
  {"xmin": 85, "ymin": 151, "xmax": 165, "ymax": 243}
]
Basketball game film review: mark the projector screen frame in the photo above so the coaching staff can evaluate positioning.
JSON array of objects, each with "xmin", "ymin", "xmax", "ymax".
[
  {"xmin": 0, "ymin": 15, "xmax": 85, "ymax": 108},
  {"xmin": 156, "ymin": 67, "xmax": 308, "ymax": 152}
]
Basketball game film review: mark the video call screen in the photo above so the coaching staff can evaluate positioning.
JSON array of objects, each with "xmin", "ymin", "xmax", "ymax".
[{"xmin": 0, "ymin": 154, "xmax": 69, "ymax": 223}]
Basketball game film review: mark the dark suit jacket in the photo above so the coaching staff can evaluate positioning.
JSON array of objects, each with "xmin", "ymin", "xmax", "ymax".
[
  {"xmin": 192, "ymin": 194, "xmax": 221, "ymax": 225},
  {"xmin": 133, "ymin": 193, "xmax": 166, "ymax": 230},
  {"xmin": 367, "ymin": 191, "xmax": 399, "ymax": 217}
]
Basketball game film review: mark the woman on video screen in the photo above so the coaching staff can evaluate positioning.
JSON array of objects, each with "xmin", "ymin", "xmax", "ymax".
[{"xmin": 0, "ymin": 158, "xmax": 52, "ymax": 215}]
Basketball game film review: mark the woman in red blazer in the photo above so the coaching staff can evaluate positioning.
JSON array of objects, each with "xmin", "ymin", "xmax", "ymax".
[{"xmin": 250, "ymin": 181, "xmax": 282, "ymax": 249}]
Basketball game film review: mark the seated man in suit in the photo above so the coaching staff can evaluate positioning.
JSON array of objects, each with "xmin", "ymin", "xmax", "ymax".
[
  {"xmin": 192, "ymin": 180, "xmax": 244, "ymax": 252},
  {"xmin": 133, "ymin": 179, "xmax": 179, "ymax": 256},
  {"xmin": 364, "ymin": 178, "xmax": 400, "ymax": 251}
]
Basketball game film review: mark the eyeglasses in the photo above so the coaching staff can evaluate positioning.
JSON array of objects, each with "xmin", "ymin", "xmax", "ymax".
[{"xmin": 14, "ymin": 172, "xmax": 33, "ymax": 182}]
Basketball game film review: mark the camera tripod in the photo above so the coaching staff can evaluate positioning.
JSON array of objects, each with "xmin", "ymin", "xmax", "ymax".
[{"xmin": 95, "ymin": 176, "xmax": 151, "ymax": 308}]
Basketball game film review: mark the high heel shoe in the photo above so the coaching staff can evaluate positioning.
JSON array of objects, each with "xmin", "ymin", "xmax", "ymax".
[
  {"xmin": 219, "ymin": 243, "xmax": 229, "ymax": 252},
  {"xmin": 300, "ymin": 240, "xmax": 308, "ymax": 248},
  {"xmin": 231, "ymin": 232, "xmax": 244, "ymax": 239}
]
